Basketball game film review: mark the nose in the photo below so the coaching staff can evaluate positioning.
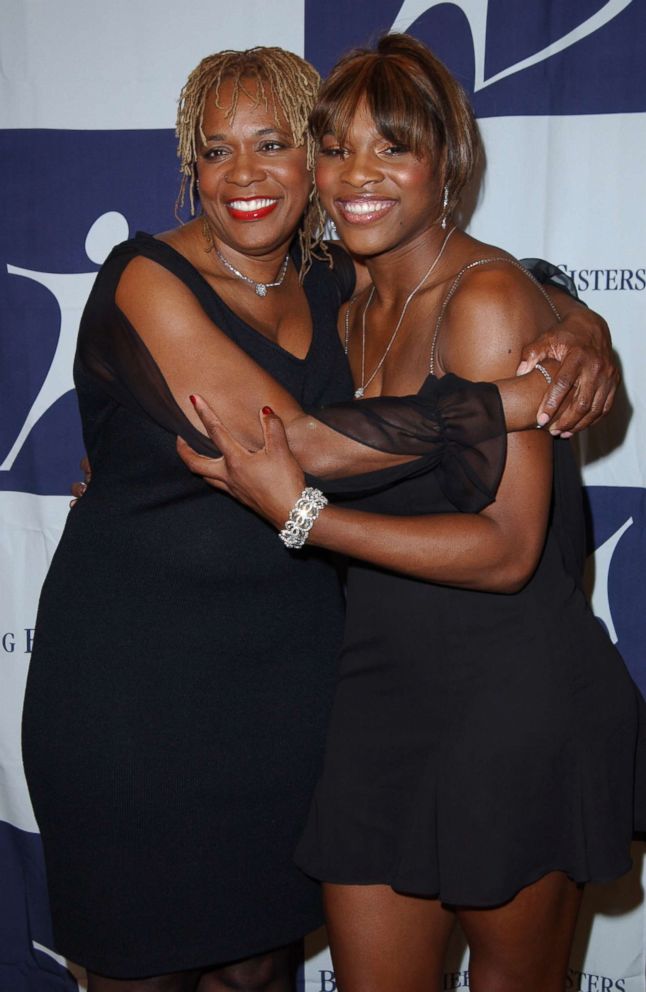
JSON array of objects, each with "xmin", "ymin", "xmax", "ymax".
[
  {"xmin": 225, "ymin": 149, "xmax": 266, "ymax": 186},
  {"xmin": 341, "ymin": 150, "xmax": 384, "ymax": 188}
]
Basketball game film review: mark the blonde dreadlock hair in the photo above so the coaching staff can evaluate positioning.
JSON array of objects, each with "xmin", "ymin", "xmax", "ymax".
[{"xmin": 176, "ymin": 47, "xmax": 328, "ymax": 275}]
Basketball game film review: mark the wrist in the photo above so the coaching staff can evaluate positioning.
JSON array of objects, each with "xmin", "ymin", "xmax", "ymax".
[
  {"xmin": 270, "ymin": 479, "xmax": 306, "ymax": 529},
  {"xmin": 278, "ymin": 486, "xmax": 328, "ymax": 550},
  {"xmin": 500, "ymin": 361, "xmax": 560, "ymax": 431}
]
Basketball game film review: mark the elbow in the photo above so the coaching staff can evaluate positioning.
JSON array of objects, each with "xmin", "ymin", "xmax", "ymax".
[
  {"xmin": 473, "ymin": 514, "xmax": 547, "ymax": 593},
  {"xmin": 292, "ymin": 444, "xmax": 336, "ymax": 479},
  {"xmin": 286, "ymin": 419, "xmax": 335, "ymax": 478},
  {"xmin": 481, "ymin": 544, "xmax": 542, "ymax": 594}
]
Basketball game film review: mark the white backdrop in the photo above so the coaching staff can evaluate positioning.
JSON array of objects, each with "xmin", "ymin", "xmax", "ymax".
[{"xmin": 1, "ymin": 2, "xmax": 644, "ymax": 990}]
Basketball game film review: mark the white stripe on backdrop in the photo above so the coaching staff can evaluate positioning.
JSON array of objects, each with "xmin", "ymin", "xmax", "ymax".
[{"xmin": 1, "ymin": 2, "xmax": 644, "ymax": 990}]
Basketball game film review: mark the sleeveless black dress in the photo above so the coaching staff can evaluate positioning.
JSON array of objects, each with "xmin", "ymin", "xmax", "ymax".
[
  {"xmin": 295, "ymin": 367, "xmax": 644, "ymax": 906},
  {"xmin": 21, "ymin": 234, "xmax": 357, "ymax": 977}
]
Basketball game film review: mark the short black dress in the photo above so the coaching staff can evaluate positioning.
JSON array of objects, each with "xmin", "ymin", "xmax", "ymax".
[
  {"xmin": 296, "ymin": 372, "xmax": 644, "ymax": 906},
  {"xmin": 21, "ymin": 233, "xmax": 356, "ymax": 978}
]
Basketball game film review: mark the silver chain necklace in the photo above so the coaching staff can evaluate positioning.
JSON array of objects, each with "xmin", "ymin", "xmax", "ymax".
[
  {"xmin": 346, "ymin": 226, "xmax": 456, "ymax": 399},
  {"xmin": 202, "ymin": 217, "xmax": 290, "ymax": 297}
]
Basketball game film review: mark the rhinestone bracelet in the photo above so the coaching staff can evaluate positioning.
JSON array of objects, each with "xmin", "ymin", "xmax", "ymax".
[
  {"xmin": 534, "ymin": 362, "xmax": 553, "ymax": 385},
  {"xmin": 278, "ymin": 487, "xmax": 328, "ymax": 549}
]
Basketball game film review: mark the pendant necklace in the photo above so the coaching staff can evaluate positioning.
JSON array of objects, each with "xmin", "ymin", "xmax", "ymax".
[
  {"xmin": 201, "ymin": 216, "xmax": 289, "ymax": 297},
  {"xmin": 347, "ymin": 226, "xmax": 456, "ymax": 399}
]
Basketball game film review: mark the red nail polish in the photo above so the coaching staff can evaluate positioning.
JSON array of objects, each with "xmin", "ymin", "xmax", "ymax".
[
  {"xmin": 262, "ymin": 406, "xmax": 274, "ymax": 415},
  {"xmin": 189, "ymin": 395, "xmax": 197, "ymax": 406}
]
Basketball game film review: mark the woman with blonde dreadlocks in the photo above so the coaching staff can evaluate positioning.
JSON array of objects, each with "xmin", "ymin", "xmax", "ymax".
[
  {"xmin": 22, "ymin": 43, "xmax": 617, "ymax": 992},
  {"xmin": 22, "ymin": 47, "xmax": 357, "ymax": 992}
]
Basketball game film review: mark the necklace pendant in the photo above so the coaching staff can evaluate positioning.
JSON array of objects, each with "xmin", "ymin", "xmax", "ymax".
[
  {"xmin": 255, "ymin": 284, "xmax": 267, "ymax": 297},
  {"xmin": 354, "ymin": 387, "xmax": 365, "ymax": 399}
]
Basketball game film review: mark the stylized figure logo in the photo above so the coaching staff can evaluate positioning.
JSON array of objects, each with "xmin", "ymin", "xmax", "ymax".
[
  {"xmin": 1, "ymin": 211, "xmax": 128, "ymax": 472},
  {"xmin": 391, "ymin": 0, "xmax": 633, "ymax": 90},
  {"xmin": 586, "ymin": 516, "xmax": 634, "ymax": 644}
]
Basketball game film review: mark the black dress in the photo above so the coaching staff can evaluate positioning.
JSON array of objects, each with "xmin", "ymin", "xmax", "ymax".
[
  {"xmin": 21, "ymin": 233, "xmax": 356, "ymax": 978},
  {"xmin": 296, "ymin": 374, "xmax": 643, "ymax": 906},
  {"xmin": 23, "ymin": 240, "xmax": 635, "ymax": 975}
]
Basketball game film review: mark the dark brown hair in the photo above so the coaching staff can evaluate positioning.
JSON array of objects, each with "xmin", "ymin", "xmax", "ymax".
[{"xmin": 310, "ymin": 33, "xmax": 480, "ymax": 217}]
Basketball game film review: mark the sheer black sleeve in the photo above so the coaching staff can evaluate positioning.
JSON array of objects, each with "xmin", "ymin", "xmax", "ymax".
[
  {"xmin": 306, "ymin": 374, "xmax": 507, "ymax": 513},
  {"xmin": 77, "ymin": 238, "xmax": 505, "ymax": 512},
  {"xmin": 520, "ymin": 258, "xmax": 583, "ymax": 304},
  {"xmin": 74, "ymin": 237, "xmax": 221, "ymax": 457}
]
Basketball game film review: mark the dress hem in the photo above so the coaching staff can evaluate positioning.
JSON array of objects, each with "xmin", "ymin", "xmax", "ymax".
[
  {"xmin": 53, "ymin": 913, "xmax": 324, "ymax": 981},
  {"xmin": 295, "ymin": 855, "xmax": 634, "ymax": 910}
]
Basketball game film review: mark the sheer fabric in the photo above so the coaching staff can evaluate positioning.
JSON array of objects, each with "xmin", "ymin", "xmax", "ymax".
[
  {"xmin": 75, "ymin": 236, "xmax": 356, "ymax": 459},
  {"xmin": 77, "ymin": 237, "xmax": 509, "ymax": 514},
  {"xmin": 76, "ymin": 245, "xmax": 576, "ymax": 514},
  {"xmin": 307, "ymin": 374, "xmax": 507, "ymax": 512}
]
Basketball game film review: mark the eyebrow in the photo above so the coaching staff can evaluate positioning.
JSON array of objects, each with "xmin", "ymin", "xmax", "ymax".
[{"xmin": 203, "ymin": 127, "xmax": 289, "ymax": 141}]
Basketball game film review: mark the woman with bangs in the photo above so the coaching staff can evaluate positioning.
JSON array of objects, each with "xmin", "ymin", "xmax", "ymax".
[{"xmin": 181, "ymin": 34, "xmax": 643, "ymax": 992}]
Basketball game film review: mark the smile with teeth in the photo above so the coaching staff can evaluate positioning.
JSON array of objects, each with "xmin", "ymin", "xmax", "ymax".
[
  {"xmin": 337, "ymin": 199, "xmax": 396, "ymax": 224},
  {"xmin": 226, "ymin": 197, "xmax": 280, "ymax": 220}
]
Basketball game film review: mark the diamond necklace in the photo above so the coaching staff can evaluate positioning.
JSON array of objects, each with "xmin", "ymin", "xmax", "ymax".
[
  {"xmin": 201, "ymin": 216, "xmax": 290, "ymax": 298},
  {"xmin": 347, "ymin": 226, "xmax": 456, "ymax": 399}
]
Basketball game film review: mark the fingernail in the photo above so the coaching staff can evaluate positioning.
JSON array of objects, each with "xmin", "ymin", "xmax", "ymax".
[
  {"xmin": 537, "ymin": 412, "xmax": 550, "ymax": 427},
  {"xmin": 262, "ymin": 406, "xmax": 274, "ymax": 415},
  {"xmin": 189, "ymin": 395, "xmax": 197, "ymax": 406},
  {"xmin": 516, "ymin": 361, "xmax": 529, "ymax": 376},
  {"xmin": 561, "ymin": 431, "xmax": 573, "ymax": 439},
  {"xmin": 549, "ymin": 428, "xmax": 561, "ymax": 436}
]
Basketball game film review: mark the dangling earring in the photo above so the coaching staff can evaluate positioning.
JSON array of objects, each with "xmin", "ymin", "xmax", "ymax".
[{"xmin": 441, "ymin": 184, "xmax": 449, "ymax": 230}]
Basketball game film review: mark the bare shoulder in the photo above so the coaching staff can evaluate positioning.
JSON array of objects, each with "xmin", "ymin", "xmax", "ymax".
[
  {"xmin": 437, "ymin": 252, "xmax": 555, "ymax": 380},
  {"xmin": 114, "ymin": 244, "xmax": 215, "ymax": 355},
  {"xmin": 115, "ymin": 253, "xmax": 198, "ymax": 318}
]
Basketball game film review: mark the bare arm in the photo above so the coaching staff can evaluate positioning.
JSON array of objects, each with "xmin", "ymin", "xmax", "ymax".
[
  {"xmin": 183, "ymin": 265, "xmax": 555, "ymax": 593},
  {"xmin": 116, "ymin": 255, "xmax": 551, "ymax": 482},
  {"xmin": 352, "ymin": 248, "xmax": 618, "ymax": 434},
  {"xmin": 116, "ymin": 256, "xmax": 412, "ymax": 475},
  {"xmin": 309, "ymin": 267, "xmax": 553, "ymax": 590}
]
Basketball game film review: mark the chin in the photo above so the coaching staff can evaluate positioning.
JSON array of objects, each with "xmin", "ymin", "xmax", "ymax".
[
  {"xmin": 229, "ymin": 225, "xmax": 292, "ymax": 253},
  {"xmin": 337, "ymin": 229, "xmax": 391, "ymax": 258}
]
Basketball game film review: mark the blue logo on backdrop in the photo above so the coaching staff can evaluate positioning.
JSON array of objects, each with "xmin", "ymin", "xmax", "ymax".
[
  {"xmin": 585, "ymin": 486, "xmax": 646, "ymax": 695},
  {"xmin": 305, "ymin": 0, "xmax": 644, "ymax": 116},
  {"xmin": 0, "ymin": 821, "xmax": 78, "ymax": 990},
  {"xmin": 0, "ymin": 129, "xmax": 178, "ymax": 494}
]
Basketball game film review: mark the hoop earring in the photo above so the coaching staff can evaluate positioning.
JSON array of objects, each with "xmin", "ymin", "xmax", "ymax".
[{"xmin": 441, "ymin": 184, "xmax": 449, "ymax": 230}]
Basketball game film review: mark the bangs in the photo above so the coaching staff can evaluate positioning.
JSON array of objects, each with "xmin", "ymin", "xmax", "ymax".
[
  {"xmin": 309, "ymin": 34, "xmax": 479, "ymax": 209},
  {"xmin": 201, "ymin": 69, "xmax": 304, "ymax": 148},
  {"xmin": 310, "ymin": 56, "xmax": 444, "ymax": 157}
]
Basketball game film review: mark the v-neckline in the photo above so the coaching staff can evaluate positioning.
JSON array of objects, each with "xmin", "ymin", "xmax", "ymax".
[{"xmin": 135, "ymin": 231, "xmax": 316, "ymax": 365}]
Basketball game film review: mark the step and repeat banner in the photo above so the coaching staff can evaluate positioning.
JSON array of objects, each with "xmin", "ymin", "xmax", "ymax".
[{"xmin": 1, "ymin": 1, "xmax": 645, "ymax": 989}]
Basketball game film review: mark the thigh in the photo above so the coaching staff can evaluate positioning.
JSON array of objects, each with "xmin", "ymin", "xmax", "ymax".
[
  {"xmin": 323, "ymin": 883, "xmax": 455, "ymax": 992},
  {"xmin": 457, "ymin": 871, "xmax": 583, "ymax": 992}
]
